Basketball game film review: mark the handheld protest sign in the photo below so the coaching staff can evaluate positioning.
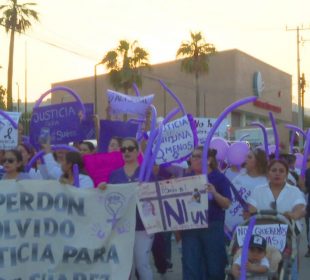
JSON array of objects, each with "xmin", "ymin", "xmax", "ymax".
[
  {"xmin": 30, "ymin": 87, "xmax": 88, "ymax": 149},
  {"xmin": 0, "ymin": 111, "xmax": 20, "ymax": 150},
  {"xmin": 202, "ymin": 96, "xmax": 257, "ymax": 180},
  {"xmin": 251, "ymin": 122, "xmax": 269, "ymax": 156},
  {"xmin": 269, "ymin": 112, "xmax": 279, "ymax": 159},
  {"xmin": 107, "ymin": 89, "xmax": 154, "ymax": 117},
  {"xmin": 25, "ymin": 144, "xmax": 78, "ymax": 172}
]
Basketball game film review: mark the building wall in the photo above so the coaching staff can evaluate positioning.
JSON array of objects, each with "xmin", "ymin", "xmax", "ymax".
[{"xmin": 52, "ymin": 49, "xmax": 292, "ymax": 149}]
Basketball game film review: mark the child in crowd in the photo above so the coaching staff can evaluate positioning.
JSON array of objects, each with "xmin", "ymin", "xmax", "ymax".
[{"xmin": 232, "ymin": 235, "xmax": 269, "ymax": 280}]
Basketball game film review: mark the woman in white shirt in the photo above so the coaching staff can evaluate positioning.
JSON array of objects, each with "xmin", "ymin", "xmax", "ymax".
[
  {"xmin": 248, "ymin": 159, "xmax": 306, "ymax": 280},
  {"xmin": 225, "ymin": 149, "xmax": 268, "ymax": 232},
  {"xmin": 248, "ymin": 159, "xmax": 306, "ymax": 223}
]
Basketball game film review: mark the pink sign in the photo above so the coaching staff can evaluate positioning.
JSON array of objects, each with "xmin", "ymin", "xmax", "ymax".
[{"xmin": 83, "ymin": 151, "xmax": 143, "ymax": 187}]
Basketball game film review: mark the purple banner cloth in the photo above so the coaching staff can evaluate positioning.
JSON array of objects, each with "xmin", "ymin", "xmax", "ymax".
[
  {"xmin": 98, "ymin": 120, "xmax": 139, "ymax": 152},
  {"xmin": 30, "ymin": 102, "xmax": 95, "ymax": 149}
]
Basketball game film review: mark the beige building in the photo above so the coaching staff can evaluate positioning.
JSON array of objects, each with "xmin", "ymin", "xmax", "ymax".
[{"xmin": 52, "ymin": 49, "xmax": 292, "ymax": 148}]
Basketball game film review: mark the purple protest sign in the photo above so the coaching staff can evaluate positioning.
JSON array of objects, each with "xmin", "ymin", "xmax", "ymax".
[
  {"xmin": 30, "ymin": 102, "xmax": 93, "ymax": 150},
  {"xmin": 107, "ymin": 89, "xmax": 154, "ymax": 117},
  {"xmin": 98, "ymin": 120, "xmax": 139, "ymax": 152}
]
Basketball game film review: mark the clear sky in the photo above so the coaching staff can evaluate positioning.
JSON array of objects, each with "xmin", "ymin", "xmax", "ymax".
[{"xmin": 1, "ymin": 0, "xmax": 310, "ymax": 107}]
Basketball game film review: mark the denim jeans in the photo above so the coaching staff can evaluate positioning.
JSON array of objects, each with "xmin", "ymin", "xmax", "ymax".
[{"xmin": 181, "ymin": 221, "xmax": 227, "ymax": 280}]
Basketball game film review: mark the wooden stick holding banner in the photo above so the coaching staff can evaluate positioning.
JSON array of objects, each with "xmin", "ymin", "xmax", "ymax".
[
  {"xmin": 25, "ymin": 144, "xmax": 79, "ymax": 172},
  {"xmin": 250, "ymin": 122, "xmax": 269, "ymax": 156},
  {"xmin": 269, "ymin": 112, "xmax": 279, "ymax": 160}
]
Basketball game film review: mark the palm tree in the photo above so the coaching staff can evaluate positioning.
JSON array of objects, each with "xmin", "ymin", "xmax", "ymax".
[
  {"xmin": 101, "ymin": 40, "xmax": 150, "ymax": 95},
  {"xmin": 0, "ymin": 0, "xmax": 39, "ymax": 111},
  {"xmin": 176, "ymin": 32, "xmax": 216, "ymax": 117}
]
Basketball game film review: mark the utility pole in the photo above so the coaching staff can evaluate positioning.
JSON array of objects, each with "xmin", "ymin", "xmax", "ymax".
[
  {"xmin": 300, "ymin": 73, "xmax": 306, "ymax": 128},
  {"xmin": 286, "ymin": 25, "xmax": 310, "ymax": 149}
]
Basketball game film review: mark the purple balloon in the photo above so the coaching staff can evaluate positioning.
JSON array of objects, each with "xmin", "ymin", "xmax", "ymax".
[
  {"xmin": 132, "ymin": 83, "xmax": 141, "ymax": 96},
  {"xmin": 300, "ymin": 129, "xmax": 310, "ymax": 178},
  {"xmin": 210, "ymin": 137, "xmax": 229, "ymax": 161},
  {"xmin": 269, "ymin": 112, "xmax": 279, "ymax": 159},
  {"xmin": 251, "ymin": 122, "xmax": 269, "ymax": 156},
  {"xmin": 73, "ymin": 163, "xmax": 80, "ymax": 188},
  {"xmin": 0, "ymin": 110, "xmax": 18, "ymax": 129},
  {"xmin": 202, "ymin": 96, "xmax": 257, "ymax": 178},
  {"xmin": 34, "ymin": 86, "xmax": 86, "ymax": 120},
  {"xmin": 240, "ymin": 216, "xmax": 257, "ymax": 280},
  {"xmin": 25, "ymin": 144, "xmax": 79, "ymax": 172},
  {"xmin": 285, "ymin": 124, "xmax": 306, "ymax": 153},
  {"xmin": 227, "ymin": 142, "xmax": 249, "ymax": 166},
  {"xmin": 159, "ymin": 80, "xmax": 186, "ymax": 115},
  {"xmin": 295, "ymin": 153, "xmax": 303, "ymax": 169},
  {"xmin": 138, "ymin": 105, "xmax": 158, "ymax": 182}
]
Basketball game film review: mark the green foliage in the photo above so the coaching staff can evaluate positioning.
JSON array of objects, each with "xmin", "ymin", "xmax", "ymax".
[
  {"xmin": 0, "ymin": 85, "xmax": 7, "ymax": 110},
  {"xmin": 0, "ymin": 0, "xmax": 39, "ymax": 111},
  {"xmin": 101, "ymin": 40, "xmax": 150, "ymax": 93},
  {"xmin": 176, "ymin": 31, "xmax": 216, "ymax": 116}
]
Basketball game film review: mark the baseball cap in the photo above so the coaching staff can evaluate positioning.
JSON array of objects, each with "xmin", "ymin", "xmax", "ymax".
[{"xmin": 249, "ymin": 235, "xmax": 267, "ymax": 250}]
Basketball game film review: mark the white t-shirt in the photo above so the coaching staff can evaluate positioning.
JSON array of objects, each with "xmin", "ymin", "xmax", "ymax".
[
  {"xmin": 225, "ymin": 173, "xmax": 268, "ymax": 232},
  {"xmin": 234, "ymin": 255, "xmax": 269, "ymax": 280},
  {"xmin": 247, "ymin": 183, "xmax": 306, "ymax": 231},
  {"xmin": 224, "ymin": 167, "xmax": 246, "ymax": 182}
]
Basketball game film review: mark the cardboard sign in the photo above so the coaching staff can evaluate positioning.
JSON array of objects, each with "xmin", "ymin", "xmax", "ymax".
[
  {"xmin": 136, "ymin": 175, "xmax": 208, "ymax": 234},
  {"xmin": 236, "ymin": 224, "xmax": 288, "ymax": 252},
  {"xmin": 0, "ymin": 180, "xmax": 136, "ymax": 279},
  {"xmin": 155, "ymin": 115, "xmax": 197, "ymax": 165},
  {"xmin": 0, "ymin": 112, "xmax": 21, "ymax": 150},
  {"xmin": 107, "ymin": 89, "xmax": 154, "ymax": 117},
  {"xmin": 194, "ymin": 117, "xmax": 228, "ymax": 145}
]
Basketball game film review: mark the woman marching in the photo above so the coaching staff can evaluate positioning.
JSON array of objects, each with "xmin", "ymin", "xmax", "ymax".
[
  {"xmin": 181, "ymin": 146, "xmax": 232, "ymax": 280},
  {"xmin": 108, "ymin": 137, "xmax": 154, "ymax": 280}
]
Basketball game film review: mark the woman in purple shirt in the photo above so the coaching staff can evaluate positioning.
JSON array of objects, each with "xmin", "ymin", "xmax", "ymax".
[
  {"xmin": 181, "ymin": 147, "xmax": 232, "ymax": 280},
  {"xmin": 108, "ymin": 137, "xmax": 154, "ymax": 280}
]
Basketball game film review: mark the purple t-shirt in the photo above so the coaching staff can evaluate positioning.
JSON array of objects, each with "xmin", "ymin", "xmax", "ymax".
[
  {"xmin": 108, "ymin": 166, "xmax": 145, "ymax": 231},
  {"xmin": 186, "ymin": 169, "xmax": 232, "ymax": 223}
]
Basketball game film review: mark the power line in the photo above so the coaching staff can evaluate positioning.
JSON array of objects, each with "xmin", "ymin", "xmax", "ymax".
[{"xmin": 0, "ymin": 23, "xmax": 99, "ymax": 61}]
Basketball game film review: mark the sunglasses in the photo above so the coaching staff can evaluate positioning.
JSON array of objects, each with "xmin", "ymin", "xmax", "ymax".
[
  {"xmin": 3, "ymin": 158, "xmax": 16, "ymax": 164},
  {"xmin": 120, "ymin": 146, "xmax": 136, "ymax": 153}
]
